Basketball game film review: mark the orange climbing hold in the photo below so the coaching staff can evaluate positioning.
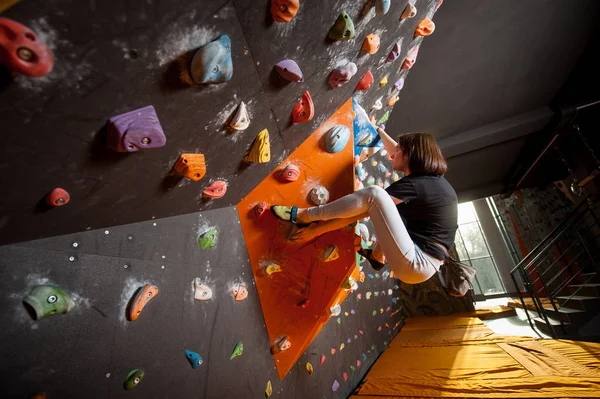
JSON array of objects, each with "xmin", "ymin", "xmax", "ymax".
[
  {"xmin": 415, "ymin": 18, "xmax": 435, "ymax": 37},
  {"xmin": 128, "ymin": 284, "xmax": 159, "ymax": 321},
  {"xmin": 387, "ymin": 95, "xmax": 399, "ymax": 106},
  {"xmin": 232, "ymin": 284, "xmax": 248, "ymax": 301},
  {"xmin": 46, "ymin": 187, "xmax": 70, "ymax": 207},
  {"xmin": 361, "ymin": 33, "xmax": 380, "ymax": 55},
  {"xmin": 173, "ymin": 154, "xmax": 207, "ymax": 181}
]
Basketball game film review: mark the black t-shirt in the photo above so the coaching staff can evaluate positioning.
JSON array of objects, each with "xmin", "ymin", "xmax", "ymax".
[{"xmin": 385, "ymin": 173, "xmax": 458, "ymax": 260}]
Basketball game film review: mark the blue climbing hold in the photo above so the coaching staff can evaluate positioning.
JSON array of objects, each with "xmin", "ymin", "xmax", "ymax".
[
  {"xmin": 376, "ymin": 0, "xmax": 391, "ymax": 15},
  {"xmin": 190, "ymin": 34, "xmax": 233, "ymax": 84},
  {"xmin": 368, "ymin": 274, "xmax": 374, "ymax": 280},
  {"xmin": 391, "ymin": 297, "xmax": 397, "ymax": 304},
  {"xmin": 356, "ymin": 164, "xmax": 367, "ymax": 181},
  {"xmin": 185, "ymin": 350, "xmax": 204, "ymax": 369},
  {"xmin": 324, "ymin": 125, "xmax": 350, "ymax": 153},
  {"xmin": 362, "ymin": 353, "xmax": 367, "ymax": 361}
]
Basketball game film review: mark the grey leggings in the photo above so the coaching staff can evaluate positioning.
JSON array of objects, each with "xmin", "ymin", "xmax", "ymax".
[{"xmin": 306, "ymin": 185, "xmax": 443, "ymax": 284}]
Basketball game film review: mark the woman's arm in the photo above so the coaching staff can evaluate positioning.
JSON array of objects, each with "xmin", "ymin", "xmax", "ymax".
[{"xmin": 376, "ymin": 127, "xmax": 398, "ymax": 157}]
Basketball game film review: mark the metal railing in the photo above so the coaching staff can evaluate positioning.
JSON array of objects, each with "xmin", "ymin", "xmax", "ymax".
[{"xmin": 510, "ymin": 199, "xmax": 600, "ymax": 338}]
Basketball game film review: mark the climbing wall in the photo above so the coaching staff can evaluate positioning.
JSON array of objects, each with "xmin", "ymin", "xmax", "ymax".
[
  {"xmin": 0, "ymin": 208, "xmax": 404, "ymax": 398},
  {"xmin": 1, "ymin": 0, "xmax": 443, "ymax": 397},
  {"xmin": 0, "ymin": 0, "xmax": 442, "ymax": 245}
]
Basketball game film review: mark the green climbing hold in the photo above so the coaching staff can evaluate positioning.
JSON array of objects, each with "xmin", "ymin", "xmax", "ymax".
[
  {"xmin": 337, "ymin": 317, "xmax": 341, "ymax": 324},
  {"xmin": 374, "ymin": 291, "xmax": 379, "ymax": 297},
  {"xmin": 124, "ymin": 369, "xmax": 144, "ymax": 390},
  {"xmin": 198, "ymin": 228, "xmax": 217, "ymax": 249},
  {"xmin": 328, "ymin": 12, "xmax": 355, "ymax": 40},
  {"xmin": 377, "ymin": 110, "xmax": 390, "ymax": 125},
  {"xmin": 349, "ymin": 365, "xmax": 356, "ymax": 372},
  {"xmin": 23, "ymin": 285, "xmax": 75, "ymax": 320},
  {"xmin": 383, "ymin": 341, "xmax": 388, "ymax": 346},
  {"xmin": 372, "ymin": 310, "xmax": 377, "ymax": 316},
  {"xmin": 371, "ymin": 344, "xmax": 376, "ymax": 351},
  {"xmin": 230, "ymin": 341, "xmax": 244, "ymax": 359}
]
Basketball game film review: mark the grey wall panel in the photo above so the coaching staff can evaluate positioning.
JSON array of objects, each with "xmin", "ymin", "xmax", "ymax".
[
  {"xmin": 0, "ymin": 0, "xmax": 284, "ymax": 245},
  {"xmin": 1, "ymin": 205, "xmax": 405, "ymax": 398}
]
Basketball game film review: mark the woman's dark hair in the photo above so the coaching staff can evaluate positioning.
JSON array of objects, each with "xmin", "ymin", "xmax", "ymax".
[{"xmin": 397, "ymin": 133, "xmax": 447, "ymax": 175}]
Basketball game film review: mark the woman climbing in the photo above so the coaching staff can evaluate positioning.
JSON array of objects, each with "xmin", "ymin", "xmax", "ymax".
[{"xmin": 271, "ymin": 126, "xmax": 458, "ymax": 284}]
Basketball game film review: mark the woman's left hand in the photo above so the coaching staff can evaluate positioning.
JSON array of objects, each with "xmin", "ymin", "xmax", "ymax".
[{"xmin": 288, "ymin": 224, "xmax": 323, "ymax": 243}]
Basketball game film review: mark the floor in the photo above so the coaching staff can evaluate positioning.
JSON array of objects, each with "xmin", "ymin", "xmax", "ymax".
[{"xmin": 475, "ymin": 298, "xmax": 551, "ymax": 339}]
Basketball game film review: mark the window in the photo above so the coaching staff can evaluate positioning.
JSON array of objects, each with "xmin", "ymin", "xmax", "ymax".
[{"xmin": 456, "ymin": 202, "xmax": 506, "ymax": 296}]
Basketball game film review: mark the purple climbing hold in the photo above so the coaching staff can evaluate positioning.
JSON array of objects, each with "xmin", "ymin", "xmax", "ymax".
[
  {"xmin": 107, "ymin": 105, "xmax": 166, "ymax": 152},
  {"xmin": 385, "ymin": 42, "xmax": 401, "ymax": 62},
  {"xmin": 378, "ymin": 124, "xmax": 385, "ymax": 130},
  {"xmin": 394, "ymin": 78, "xmax": 405, "ymax": 91},
  {"xmin": 332, "ymin": 380, "xmax": 340, "ymax": 391},
  {"xmin": 274, "ymin": 59, "xmax": 303, "ymax": 82}
]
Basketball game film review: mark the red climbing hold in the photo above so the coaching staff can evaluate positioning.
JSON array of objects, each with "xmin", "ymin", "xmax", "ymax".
[
  {"xmin": 343, "ymin": 372, "xmax": 348, "ymax": 382},
  {"xmin": 320, "ymin": 354, "xmax": 326, "ymax": 365},
  {"xmin": 292, "ymin": 91, "xmax": 315, "ymax": 124},
  {"xmin": 0, "ymin": 17, "xmax": 54, "ymax": 77},
  {"xmin": 355, "ymin": 70, "xmax": 374, "ymax": 91},
  {"xmin": 46, "ymin": 188, "xmax": 70, "ymax": 207},
  {"xmin": 254, "ymin": 202, "xmax": 268, "ymax": 218}
]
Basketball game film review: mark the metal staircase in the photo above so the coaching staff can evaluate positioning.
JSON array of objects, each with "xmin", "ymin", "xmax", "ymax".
[{"xmin": 511, "ymin": 199, "xmax": 600, "ymax": 341}]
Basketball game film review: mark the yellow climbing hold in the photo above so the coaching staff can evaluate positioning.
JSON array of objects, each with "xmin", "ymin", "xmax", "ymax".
[
  {"xmin": 306, "ymin": 362, "xmax": 314, "ymax": 375},
  {"xmin": 379, "ymin": 76, "xmax": 388, "ymax": 87},
  {"xmin": 245, "ymin": 129, "xmax": 270, "ymax": 163},
  {"xmin": 322, "ymin": 245, "xmax": 340, "ymax": 262},
  {"xmin": 265, "ymin": 263, "xmax": 282, "ymax": 275},
  {"xmin": 265, "ymin": 380, "xmax": 273, "ymax": 398},
  {"xmin": 371, "ymin": 160, "xmax": 378, "ymax": 167},
  {"xmin": 340, "ymin": 343, "xmax": 345, "ymax": 351}
]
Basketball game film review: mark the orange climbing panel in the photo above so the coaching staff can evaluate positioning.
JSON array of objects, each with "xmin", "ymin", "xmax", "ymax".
[{"xmin": 237, "ymin": 99, "xmax": 358, "ymax": 380}]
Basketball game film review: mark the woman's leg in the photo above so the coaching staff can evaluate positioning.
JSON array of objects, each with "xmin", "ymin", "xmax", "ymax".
[{"xmin": 306, "ymin": 186, "xmax": 437, "ymax": 284}]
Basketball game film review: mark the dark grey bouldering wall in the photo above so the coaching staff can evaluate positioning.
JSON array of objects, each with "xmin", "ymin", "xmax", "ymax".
[
  {"xmin": 0, "ymin": 0, "xmax": 440, "ymax": 245},
  {"xmin": 0, "ymin": 0, "xmax": 434, "ymax": 397},
  {"xmin": 0, "ymin": 206, "xmax": 404, "ymax": 398}
]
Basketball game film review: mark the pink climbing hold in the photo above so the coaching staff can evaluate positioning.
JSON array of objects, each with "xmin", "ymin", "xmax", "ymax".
[
  {"xmin": 331, "ymin": 348, "xmax": 336, "ymax": 355},
  {"xmin": 357, "ymin": 360, "xmax": 361, "ymax": 367},
  {"xmin": 203, "ymin": 180, "xmax": 227, "ymax": 199},
  {"xmin": 402, "ymin": 46, "xmax": 420, "ymax": 70},
  {"xmin": 328, "ymin": 62, "xmax": 357, "ymax": 88},
  {"xmin": 378, "ymin": 326, "xmax": 382, "ymax": 331}
]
